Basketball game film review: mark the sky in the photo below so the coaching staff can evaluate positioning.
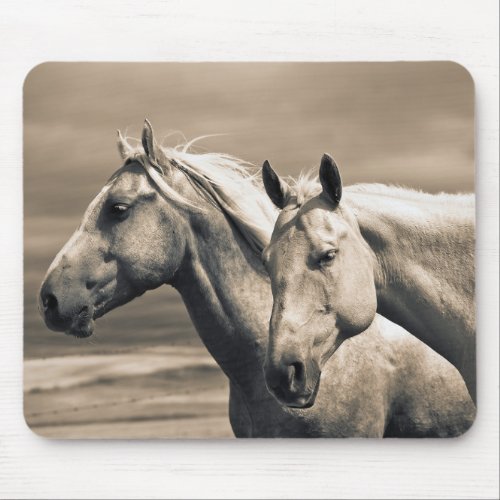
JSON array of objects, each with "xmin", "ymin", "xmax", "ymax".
[{"xmin": 24, "ymin": 62, "xmax": 474, "ymax": 358}]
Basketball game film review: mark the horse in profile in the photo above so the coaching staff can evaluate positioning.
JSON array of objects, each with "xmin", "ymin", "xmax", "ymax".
[
  {"xmin": 261, "ymin": 153, "xmax": 475, "ymax": 405},
  {"xmin": 39, "ymin": 121, "xmax": 474, "ymax": 437}
]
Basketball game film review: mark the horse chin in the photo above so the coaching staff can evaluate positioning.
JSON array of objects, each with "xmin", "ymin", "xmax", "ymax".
[
  {"xmin": 65, "ymin": 306, "xmax": 95, "ymax": 338},
  {"xmin": 290, "ymin": 376, "xmax": 322, "ymax": 409},
  {"xmin": 274, "ymin": 375, "xmax": 322, "ymax": 409}
]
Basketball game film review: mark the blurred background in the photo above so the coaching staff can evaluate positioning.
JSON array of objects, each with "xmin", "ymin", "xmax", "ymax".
[{"xmin": 24, "ymin": 62, "xmax": 473, "ymax": 438}]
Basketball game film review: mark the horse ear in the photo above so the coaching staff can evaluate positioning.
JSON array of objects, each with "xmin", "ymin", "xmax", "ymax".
[
  {"xmin": 319, "ymin": 153, "xmax": 342, "ymax": 206},
  {"xmin": 262, "ymin": 160, "xmax": 290, "ymax": 209},
  {"xmin": 142, "ymin": 119, "xmax": 157, "ymax": 160},
  {"xmin": 117, "ymin": 130, "xmax": 130, "ymax": 160}
]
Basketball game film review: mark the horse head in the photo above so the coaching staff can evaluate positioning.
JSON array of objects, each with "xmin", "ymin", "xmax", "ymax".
[
  {"xmin": 39, "ymin": 121, "xmax": 191, "ymax": 337},
  {"xmin": 261, "ymin": 154, "xmax": 378, "ymax": 407}
]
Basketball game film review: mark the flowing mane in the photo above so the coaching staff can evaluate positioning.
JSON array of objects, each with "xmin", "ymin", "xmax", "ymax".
[
  {"xmin": 119, "ymin": 137, "xmax": 278, "ymax": 254},
  {"xmin": 291, "ymin": 172, "xmax": 474, "ymax": 210},
  {"xmin": 289, "ymin": 171, "xmax": 321, "ymax": 205}
]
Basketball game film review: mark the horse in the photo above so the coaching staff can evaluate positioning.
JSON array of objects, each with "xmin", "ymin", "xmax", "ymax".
[
  {"xmin": 39, "ymin": 121, "xmax": 475, "ymax": 437},
  {"xmin": 261, "ymin": 153, "xmax": 476, "ymax": 406}
]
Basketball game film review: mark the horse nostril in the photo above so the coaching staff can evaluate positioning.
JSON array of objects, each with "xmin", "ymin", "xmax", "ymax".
[
  {"xmin": 43, "ymin": 292, "xmax": 58, "ymax": 311},
  {"xmin": 289, "ymin": 361, "xmax": 304, "ymax": 385},
  {"xmin": 265, "ymin": 365, "xmax": 282, "ymax": 391},
  {"xmin": 86, "ymin": 279, "xmax": 97, "ymax": 290}
]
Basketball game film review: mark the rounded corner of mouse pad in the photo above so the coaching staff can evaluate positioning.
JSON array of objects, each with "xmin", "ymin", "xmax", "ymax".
[{"xmin": 24, "ymin": 61, "xmax": 475, "ymax": 439}]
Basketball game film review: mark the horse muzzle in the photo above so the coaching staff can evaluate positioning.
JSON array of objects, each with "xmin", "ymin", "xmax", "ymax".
[
  {"xmin": 264, "ymin": 357, "xmax": 321, "ymax": 409},
  {"xmin": 40, "ymin": 279, "xmax": 95, "ymax": 338}
]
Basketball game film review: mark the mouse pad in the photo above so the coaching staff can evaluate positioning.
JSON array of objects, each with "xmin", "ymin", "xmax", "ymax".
[{"xmin": 24, "ymin": 62, "xmax": 476, "ymax": 438}]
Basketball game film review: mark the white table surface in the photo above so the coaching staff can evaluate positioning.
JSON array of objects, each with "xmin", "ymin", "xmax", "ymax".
[{"xmin": 0, "ymin": 0, "xmax": 498, "ymax": 498}]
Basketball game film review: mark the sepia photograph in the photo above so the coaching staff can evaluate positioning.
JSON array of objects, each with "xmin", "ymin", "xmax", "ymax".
[{"xmin": 24, "ymin": 61, "xmax": 475, "ymax": 439}]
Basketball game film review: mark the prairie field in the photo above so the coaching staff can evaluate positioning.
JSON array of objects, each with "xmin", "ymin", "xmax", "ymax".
[{"xmin": 24, "ymin": 62, "xmax": 473, "ymax": 438}]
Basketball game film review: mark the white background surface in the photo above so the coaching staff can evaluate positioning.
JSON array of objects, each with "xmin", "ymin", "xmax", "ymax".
[{"xmin": 0, "ymin": 0, "xmax": 498, "ymax": 498}]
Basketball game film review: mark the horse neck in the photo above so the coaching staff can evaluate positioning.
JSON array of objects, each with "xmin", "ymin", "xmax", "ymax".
[
  {"xmin": 170, "ymin": 202, "xmax": 272, "ymax": 396},
  {"xmin": 344, "ymin": 188, "xmax": 475, "ymax": 361}
]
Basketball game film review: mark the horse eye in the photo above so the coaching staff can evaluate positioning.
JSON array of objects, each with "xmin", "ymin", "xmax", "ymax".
[
  {"xmin": 319, "ymin": 249, "xmax": 336, "ymax": 266},
  {"xmin": 109, "ymin": 203, "xmax": 130, "ymax": 217},
  {"xmin": 261, "ymin": 248, "xmax": 271, "ymax": 268},
  {"xmin": 261, "ymin": 254, "xmax": 268, "ymax": 268}
]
